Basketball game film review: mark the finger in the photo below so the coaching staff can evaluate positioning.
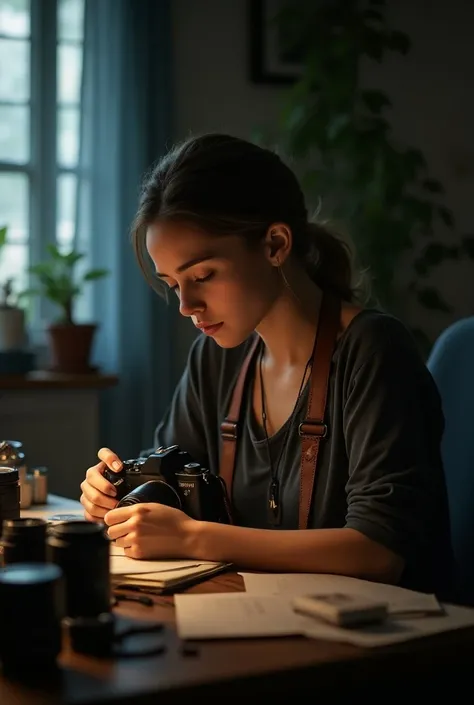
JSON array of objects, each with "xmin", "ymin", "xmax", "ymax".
[
  {"xmin": 124, "ymin": 544, "xmax": 144, "ymax": 560},
  {"xmin": 104, "ymin": 504, "xmax": 148, "ymax": 527},
  {"xmin": 114, "ymin": 533, "xmax": 135, "ymax": 548},
  {"xmin": 83, "ymin": 510, "xmax": 99, "ymax": 523},
  {"xmin": 85, "ymin": 462, "xmax": 117, "ymax": 498},
  {"xmin": 97, "ymin": 447, "xmax": 123, "ymax": 473},
  {"xmin": 80, "ymin": 493, "xmax": 109, "ymax": 520},
  {"xmin": 107, "ymin": 518, "xmax": 135, "ymax": 541},
  {"xmin": 80, "ymin": 480, "xmax": 118, "ymax": 511}
]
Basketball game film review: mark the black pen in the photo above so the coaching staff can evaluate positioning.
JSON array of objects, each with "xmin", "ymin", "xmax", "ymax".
[
  {"xmin": 115, "ymin": 583, "xmax": 164, "ymax": 596},
  {"xmin": 113, "ymin": 591, "xmax": 154, "ymax": 606}
]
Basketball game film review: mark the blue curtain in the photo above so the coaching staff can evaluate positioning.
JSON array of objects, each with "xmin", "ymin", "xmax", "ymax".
[{"xmin": 78, "ymin": 0, "xmax": 175, "ymax": 459}]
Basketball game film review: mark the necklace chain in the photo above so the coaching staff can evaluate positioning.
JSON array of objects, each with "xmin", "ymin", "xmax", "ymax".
[{"xmin": 258, "ymin": 343, "xmax": 313, "ymax": 526}]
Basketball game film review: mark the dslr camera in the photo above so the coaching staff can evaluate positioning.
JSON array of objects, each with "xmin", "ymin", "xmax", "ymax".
[{"xmin": 103, "ymin": 445, "xmax": 231, "ymax": 524}]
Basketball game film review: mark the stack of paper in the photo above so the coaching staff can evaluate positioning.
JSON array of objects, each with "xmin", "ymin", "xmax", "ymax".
[
  {"xmin": 174, "ymin": 571, "xmax": 474, "ymax": 647},
  {"xmin": 109, "ymin": 545, "xmax": 230, "ymax": 592},
  {"xmin": 239, "ymin": 572, "xmax": 443, "ymax": 616},
  {"xmin": 174, "ymin": 591, "xmax": 474, "ymax": 647}
]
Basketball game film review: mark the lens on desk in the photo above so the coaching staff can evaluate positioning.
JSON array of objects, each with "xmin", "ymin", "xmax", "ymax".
[
  {"xmin": 0, "ymin": 563, "xmax": 64, "ymax": 677},
  {"xmin": 0, "ymin": 467, "xmax": 20, "ymax": 527},
  {"xmin": 1, "ymin": 517, "xmax": 47, "ymax": 565},
  {"xmin": 47, "ymin": 520, "xmax": 110, "ymax": 618}
]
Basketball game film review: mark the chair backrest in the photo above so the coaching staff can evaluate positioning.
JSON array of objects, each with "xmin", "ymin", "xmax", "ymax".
[{"xmin": 427, "ymin": 316, "xmax": 474, "ymax": 606}]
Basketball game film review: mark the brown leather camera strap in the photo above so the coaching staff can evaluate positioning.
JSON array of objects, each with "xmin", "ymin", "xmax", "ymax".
[{"xmin": 219, "ymin": 291, "xmax": 340, "ymax": 529}]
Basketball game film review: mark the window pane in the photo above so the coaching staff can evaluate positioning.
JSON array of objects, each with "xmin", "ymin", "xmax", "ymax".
[
  {"xmin": 0, "ymin": 0, "xmax": 30, "ymax": 38},
  {"xmin": 0, "ymin": 172, "xmax": 28, "ymax": 242},
  {"xmin": 0, "ymin": 38, "xmax": 30, "ymax": 101},
  {"xmin": 57, "ymin": 106, "xmax": 79, "ymax": 167},
  {"xmin": 57, "ymin": 43, "xmax": 82, "ymax": 104},
  {"xmin": 58, "ymin": 0, "xmax": 84, "ymax": 42},
  {"xmin": 0, "ymin": 242, "xmax": 28, "ymax": 299},
  {"xmin": 0, "ymin": 104, "xmax": 29, "ymax": 162},
  {"xmin": 57, "ymin": 172, "xmax": 76, "ymax": 252}
]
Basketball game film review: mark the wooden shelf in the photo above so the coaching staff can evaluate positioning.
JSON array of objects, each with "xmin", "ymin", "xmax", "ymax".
[{"xmin": 0, "ymin": 371, "xmax": 119, "ymax": 390}]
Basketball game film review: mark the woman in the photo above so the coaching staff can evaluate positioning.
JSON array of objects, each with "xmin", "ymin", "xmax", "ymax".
[{"xmin": 80, "ymin": 133, "xmax": 454, "ymax": 598}]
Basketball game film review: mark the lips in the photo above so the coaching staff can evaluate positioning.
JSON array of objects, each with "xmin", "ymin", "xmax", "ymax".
[{"xmin": 195, "ymin": 322, "xmax": 224, "ymax": 336}]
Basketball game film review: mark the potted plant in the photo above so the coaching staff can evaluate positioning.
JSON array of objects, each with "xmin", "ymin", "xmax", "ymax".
[
  {"xmin": 0, "ymin": 225, "xmax": 27, "ymax": 353},
  {"xmin": 256, "ymin": 0, "xmax": 474, "ymax": 354},
  {"xmin": 24, "ymin": 244, "xmax": 109, "ymax": 374}
]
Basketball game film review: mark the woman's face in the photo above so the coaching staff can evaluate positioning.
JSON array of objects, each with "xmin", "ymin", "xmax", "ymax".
[{"xmin": 146, "ymin": 221, "xmax": 279, "ymax": 348}]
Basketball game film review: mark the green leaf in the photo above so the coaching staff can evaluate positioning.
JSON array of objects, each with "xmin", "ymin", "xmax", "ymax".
[
  {"xmin": 402, "ymin": 148, "xmax": 427, "ymax": 179},
  {"xmin": 0, "ymin": 225, "xmax": 7, "ymax": 248},
  {"xmin": 438, "ymin": 206, "xmax": 455, "ymax": 229},
  {"xmin": 422, "ymin": 178, "xmax": 444, "ymax": 194},
  {"xmin": 83, "ymin": 269, "xmax": 109, "ymax": 281},
  {"xmin": 361, "ymin": 89, "xmax": 392, "ymax": 114},
  {"xmin": 414, "ymin": 242, "xmax": 460, "ymax": 270},
  {"xmin": 387, "ymin": 30, "xmax": 411, "ymax": 54},
  {"xmin": 64, "ymin": 251, "xmax": 84, "ymax": 267},
  {"xmin": 46, "ymin": 243, "xmax": 62, "ymax": 259},
  {"xmin": 416, "ymin": 286, "xmax": 452, "ymax": 313},
  {"xmin": 17, "ymin": 288, "xmax": 41, "ymax": 300}
]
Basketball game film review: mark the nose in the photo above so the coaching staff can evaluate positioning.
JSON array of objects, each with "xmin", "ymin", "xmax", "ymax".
[{"xmin": 178, "ymin": 287, "xmax": 205, "ymax": 318}]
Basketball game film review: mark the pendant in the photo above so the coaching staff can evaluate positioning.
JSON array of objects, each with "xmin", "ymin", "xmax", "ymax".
[{"xmin": 267, "ymin": 479, "xmax": 282, "ymax": 527}]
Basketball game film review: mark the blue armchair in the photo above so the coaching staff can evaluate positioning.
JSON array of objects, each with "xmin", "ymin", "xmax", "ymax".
[{"xmin": 427, "ymin": 316, "xmax": 474, "ymax": 605}]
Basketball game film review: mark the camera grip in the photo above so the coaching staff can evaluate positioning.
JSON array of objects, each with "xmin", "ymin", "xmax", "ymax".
[{"xmin": 103, "ymin": 467, "xmax": 128, "ymax": 500}]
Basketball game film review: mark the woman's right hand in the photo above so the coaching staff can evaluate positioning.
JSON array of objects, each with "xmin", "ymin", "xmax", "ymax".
[{"xmin": 80, "ymin": 447, "xmax": 123, "ymax": 521}]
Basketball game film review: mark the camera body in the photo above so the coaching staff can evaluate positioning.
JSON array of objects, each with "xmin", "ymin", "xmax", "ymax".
[{"xmin": 103, "ymin": 445, "xmax": 231, "ymax": 524}]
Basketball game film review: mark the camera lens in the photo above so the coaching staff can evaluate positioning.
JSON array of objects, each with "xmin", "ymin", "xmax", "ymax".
[
  {"xmin": 47, "ymin": 520, "xmax": 110, "ymax": 618},
  {"xmin": 0, "ymin": 563, "xmax": 64, "ymax": 678},
  {"xmin": 0, "ymin": 467, "xmax": 20, "ymax": 527},
  {"xmin": 117, "ymin": 479, "xmax": 182, "ymax": 510},
  {"xmin": 1, "ymin": 518, "xmax": 47, "ymax": 565}
]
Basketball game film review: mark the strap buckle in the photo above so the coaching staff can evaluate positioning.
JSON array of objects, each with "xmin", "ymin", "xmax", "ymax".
[
  {"xmin": 298, "ymin": 421, "xmax": 327, "ymax": 438},
  {"xmin": 221, "ymin": 420, "xmax": 238, "ymax": 440}
]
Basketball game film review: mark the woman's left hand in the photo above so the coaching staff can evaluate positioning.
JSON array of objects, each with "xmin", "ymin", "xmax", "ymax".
[{"xmin": 104, "ymin": 503, "xmax": 197, "ymax": 560}]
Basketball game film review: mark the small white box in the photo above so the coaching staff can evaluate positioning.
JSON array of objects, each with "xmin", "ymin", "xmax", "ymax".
[{"xmin": 292, "ymin": 592, "xmax": 388, "ymax": 628}]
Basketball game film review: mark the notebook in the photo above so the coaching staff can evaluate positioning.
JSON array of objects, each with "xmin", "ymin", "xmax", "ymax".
[{"xmin": 110, "ymin": 545, "xmax": 231, "ymax": 593}]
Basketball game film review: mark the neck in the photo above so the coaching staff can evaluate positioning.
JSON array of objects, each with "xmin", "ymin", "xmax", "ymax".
[{"xmin": 256, "ymin": 266, "xmax": 323, "ymax": 369}]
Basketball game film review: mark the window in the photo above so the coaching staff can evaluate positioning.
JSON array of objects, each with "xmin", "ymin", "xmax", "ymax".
[{"xmin": 0, "ymin": 0, "xmax": 85, "ymax": 328}]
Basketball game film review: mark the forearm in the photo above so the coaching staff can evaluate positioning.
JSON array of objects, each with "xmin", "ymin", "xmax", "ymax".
[{"xmin": 188, "ymin": 522, "xmax": 404, "ymax": 584}]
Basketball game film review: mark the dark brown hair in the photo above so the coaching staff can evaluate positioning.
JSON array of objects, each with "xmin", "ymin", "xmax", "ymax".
[{"xmin": 131, "ymin": 133, "xmax": 359, "ymax": 302}]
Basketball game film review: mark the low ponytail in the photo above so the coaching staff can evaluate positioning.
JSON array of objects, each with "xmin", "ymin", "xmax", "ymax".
[{"xmin": 301, "ymin": 222, "xmax": 365, "ymax": 303}]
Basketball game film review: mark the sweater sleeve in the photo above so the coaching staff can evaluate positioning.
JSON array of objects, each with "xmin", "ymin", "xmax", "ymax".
[{"xmin": 342, "ymin": 323, "xmax": 445, "ymax": 561}]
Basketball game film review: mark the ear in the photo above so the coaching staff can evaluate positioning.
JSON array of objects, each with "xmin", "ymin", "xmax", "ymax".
[{"xmin": 263, "ymin": 223, "xmax": 292, "ymax": 266}]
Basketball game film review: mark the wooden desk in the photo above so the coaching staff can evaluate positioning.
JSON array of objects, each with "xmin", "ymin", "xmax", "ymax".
[
  {"xmin": 1, "ymin": 571, "xmax": 474, "ymax": 704},
  {"xmin": 2, "ymin": 498, "xmax": 474, "ymax": 702}
]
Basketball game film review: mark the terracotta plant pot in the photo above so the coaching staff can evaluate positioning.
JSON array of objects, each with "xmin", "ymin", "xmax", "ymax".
[{"xmin": 47, "ymin": 323, "xmax": 97, "ymax": 374}]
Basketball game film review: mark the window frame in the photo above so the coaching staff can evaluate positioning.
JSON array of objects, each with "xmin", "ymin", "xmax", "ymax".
[{"xmin": 0, "ymin": 0, "xmax": 84, "ymax": 336}]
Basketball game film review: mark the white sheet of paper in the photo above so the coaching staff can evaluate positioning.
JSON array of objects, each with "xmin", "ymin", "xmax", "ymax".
[
  {"xmin": 109, "ymin": 545, "xmax": 221, "ymax": 575},
  {"xmin": 174, "ymin": 593, "xmax": 474, "ymax": 647},
  {"xmin": 175, "ymin": 593, "xmax": 338, "ymax": 640},
  {"xmin": 303, "ymin": 603, "xmax": 474, "ymax": 647},
  {"xmin": 239, "ymin": 572, "xmax": 441, "ymax": 614}
]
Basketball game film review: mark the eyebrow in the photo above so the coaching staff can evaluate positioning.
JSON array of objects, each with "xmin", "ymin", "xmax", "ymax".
[{"xmin": 155, "ymin": 255, "xmax": 216, "ymax": 278}]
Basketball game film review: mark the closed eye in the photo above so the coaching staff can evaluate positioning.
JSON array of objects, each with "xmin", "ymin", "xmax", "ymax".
[{"xmin": 170, "ymin": 271, "xmax": 215, "ymax": 292}]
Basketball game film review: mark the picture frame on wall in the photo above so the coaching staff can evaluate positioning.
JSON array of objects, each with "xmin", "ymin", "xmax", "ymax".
[{"xmin": 248, "ymin": 0, "xmax": 304, "ymax": 85}]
